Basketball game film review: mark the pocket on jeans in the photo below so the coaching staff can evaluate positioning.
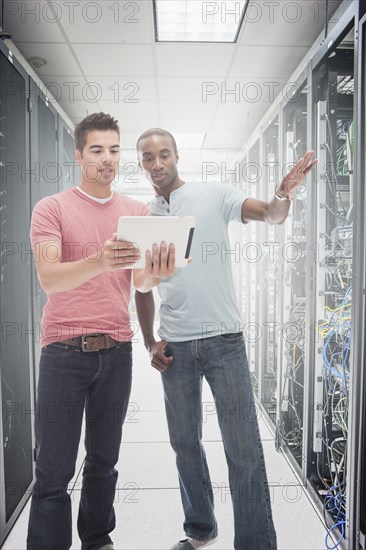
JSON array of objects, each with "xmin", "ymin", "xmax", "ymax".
[
  {"xmin": 220, "ymin": 332, "xmax": 243, "ymax": 344},
  {"xmin": 41, "ymin": 342, "xmax": 75, "ymax": 357}
]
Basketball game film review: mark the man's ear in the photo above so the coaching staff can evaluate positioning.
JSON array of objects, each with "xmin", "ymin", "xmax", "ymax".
[
  {"xmin": 176, "ymin": 151, "xmax": 179, "ymax": 164},
  {"xmin": 75, "ymin": 149, "xmax": 82, "ymax": 163},
  {"xmin": 137, "ymin": 159, "xmax": 142, "ymax": 170}
]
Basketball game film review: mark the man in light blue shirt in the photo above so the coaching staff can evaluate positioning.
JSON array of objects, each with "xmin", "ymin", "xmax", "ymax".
[{"xmin": 135, "ymin": 129, "xmax": 316, "ymax": 550}]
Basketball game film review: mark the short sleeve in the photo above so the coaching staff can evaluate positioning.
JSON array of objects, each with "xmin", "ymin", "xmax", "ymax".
[
  {"xmin": 30, "ymin": 196, "xmax": 62, "ymax": 246},
  {"xmin": 213, "ymin": 182, "xmax": 247, "ymax": 224},
  {"xmin": 140, "ymin": 204, "xmax": 150, "ymax": 216}
]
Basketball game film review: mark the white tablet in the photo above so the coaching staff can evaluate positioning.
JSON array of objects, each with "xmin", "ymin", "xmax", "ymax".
[{"xmin": 117, "ymin": 215, "xmax": 196, "ymax": 269}]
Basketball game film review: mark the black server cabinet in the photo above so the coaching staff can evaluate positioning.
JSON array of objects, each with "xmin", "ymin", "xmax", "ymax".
[
  {"xmin": 28, "ymin": 82, "xmax": 77, "ymax": 386},
  {"xmin": 277, "ymin": 76, "xmax": 309, "ymax": 470},
  {"xmin": 0, "ymin": 43, "xmax": 35, "ymax": 545},
  {"xmin": 29, "ymin": 80, "xmax": 59, "ymax": 388},
  {"xmin": 347, "ymin": 10, "xmax": 366, "ymax": 550},
  {"xmin": 309, "ymin": 20, "xmax": 355, "ymax": 548}
]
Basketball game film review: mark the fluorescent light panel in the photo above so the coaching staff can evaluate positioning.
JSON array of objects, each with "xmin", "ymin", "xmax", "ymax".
[{"xmin": 154, "ymin": 1, "xmax": 248, "ymax": 43}]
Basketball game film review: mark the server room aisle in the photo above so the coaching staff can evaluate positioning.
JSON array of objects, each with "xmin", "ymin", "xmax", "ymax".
[{"xmin": 2, "ymin": 331, "xmax": 329, "ymax": 550}]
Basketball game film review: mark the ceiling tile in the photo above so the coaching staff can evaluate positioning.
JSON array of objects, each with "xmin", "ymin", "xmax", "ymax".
[
  {"xmin": 156, "ymin": 44, "xmax": 235, "ymax": 77},
  {"xmin": 59, "ymin": 0, "xmax": 153, "ymax": 44},
  {"xmin": 156, "ymin": 100, "xmax": 216, "ymax": 119},
  {"xmin": 72, "ymin": 44, "xmax": 155, "ymax": 76},
  {"xmin": 159, "ymin": 118, "xmax": 211, "ymax": 133},
  {"xmin": 157, "ymin": 77, "xmax": 220, "ymax": 102},
  {"xmin": 99, "ymin": 100, "xmax": 159, "ymax": 119},
  {"xmin": 238, "ymin": 0, "xmax": 335, "ymax": 47},
  {"xmin": 230, "ymin": 45, "xmax": 309, "ymax": 79}
]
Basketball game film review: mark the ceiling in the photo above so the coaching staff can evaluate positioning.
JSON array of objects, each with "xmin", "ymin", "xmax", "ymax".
[{"xmin": 2, "ymin": 0, "xmax": 344, "ymax": 191}]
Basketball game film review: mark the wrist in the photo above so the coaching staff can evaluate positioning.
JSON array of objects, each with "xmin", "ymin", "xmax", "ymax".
[
  {"xmin": 274, "ymin": 186, "xmax": 291, "ymax": 201},
  {"xmin": 144, "ymin": 336, "xmax": 156, "ymax": 351}
]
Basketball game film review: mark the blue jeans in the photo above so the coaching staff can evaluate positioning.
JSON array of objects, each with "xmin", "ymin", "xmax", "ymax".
[
  {"xmin": 26, "ymin": 341, "xmax": 133, "ymax": 550},
  {"xmin": 162, "ymin": 334, "xmax": 277, "ymax": 550}
]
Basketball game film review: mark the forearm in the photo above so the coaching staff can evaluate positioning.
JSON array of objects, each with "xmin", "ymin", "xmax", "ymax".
[
  {"xmin": 37, "ymin": 253, "xmax": 104, "ymax": 294},
  {"xmin": 241, "ymin": 196, "xmax": 291, "ymax": 224},
  {"xmin": 265, "ymin": 196, "xmax": 291, "ymax": 225},
  {"xmin": 135, "ymin": 290, "xmax": 156, "ymax": 348}
]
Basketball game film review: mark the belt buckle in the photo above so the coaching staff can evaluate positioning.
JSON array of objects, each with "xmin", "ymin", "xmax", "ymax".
[{"xmin": 81, "ymin": 335, "xmax": 104, "ymax": 352}]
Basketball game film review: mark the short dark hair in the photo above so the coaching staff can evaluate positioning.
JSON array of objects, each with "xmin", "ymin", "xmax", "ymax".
[
  {"xmin": 136, "ymin": 128, "xmax": 178, "ymax": 154},
  {"xmin": 74, "ymin": 112, "xmax": 120, "ymax": 153}
]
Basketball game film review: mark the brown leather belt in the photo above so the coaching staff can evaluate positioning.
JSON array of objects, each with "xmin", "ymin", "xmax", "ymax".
[{"xmin": 59, "ymin": 334, "xmax": 121, "ymax": 352}]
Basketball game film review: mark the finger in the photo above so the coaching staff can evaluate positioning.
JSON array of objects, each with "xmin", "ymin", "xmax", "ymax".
[
  {"xmin": 159, "ymin": 349, "xmax": 173, "ymax": 362},
  {"xmin": 144, "ymin": 250, "xmax": 152, "ymax": 274},
  {"xmin": 300, "ymin": 151, "xmax": 315, "ymax": 171},
  {"xmin": 110, "ymin": 240, "xmax": 137, "ymax": 250},
  {"xmin": 110, "ymin": 255, "xmax": 141, "ymax": 268},
  {"xmin": 294, "ymin": 157, "xmax": 317, "ymax": 179},
  {"xmin": 303, "ymin": 159, "xmax": 318, "ymax": 174},
  {"xmin": 167, "ymin": 243, "xmax": 175, "ymax": 272},
  {"xmin": 113, "ymin": 247, "xmax": 140, "ymax": 258},
  {"xmin": 109, "ymin": 248, "xmax": 139, "ymax": 260},
  {"xmin": 287, "ymin": 159, "xmax": 310, "ymax": 181},
  {"xmin": 152, "ymin": 357, "xmax": 172, "ymax": 372},
  {"xmin": 159, "ymin": 241, "xmax": 168, "ymax": 271},
  {"xmin": 151, "ymin": 243, "xmax": 160, "ymax": 276}
]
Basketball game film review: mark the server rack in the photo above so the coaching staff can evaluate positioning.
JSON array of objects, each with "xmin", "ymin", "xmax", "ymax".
[
  {"xmin": 0, "ymin": 37, "xmax": 76, "ymax": 545},
  {"xmin": 236, "ymin": 2, "xmax": 361, "ymax": 547},
  {"xmin": 28, "ymin": 81, "xmax": 77, "ymax": 388},
  {"xmin": 245, "ymin": 140, "xmax": 260, "ymax": 398},
  {"xmin": 0, "ymin": 40, "xmax": 35, "ymax": 545},
  {"xmin": 347, "ymin": 9, "xmax": 366, "ymax": 550},
  {"xmin": 29, "ymin": 80, "xmax": 59, "ymax": 388},
  {"xmin": 236, "ymin": 153, "xmax": 248, "ymax": 325},
  {"xmin": 261, "ymin": 116, "xmax": 281, "ymax": 424},
  {"xmin": 277, "ymin": 73, "xmax": 309, "ymax": 472},
  {"xmin": 308, "ymin": 19, "xmax": 355, "ymax": 549}
]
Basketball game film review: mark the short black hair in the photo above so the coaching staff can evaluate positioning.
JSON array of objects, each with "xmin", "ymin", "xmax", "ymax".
[
  {"xmin": 74, "ymin": 112, "xmax": 120, "ymax": 153},
  {"xmin": 136, "ymin": 128, "xmax": 178, "ymax": 154}
]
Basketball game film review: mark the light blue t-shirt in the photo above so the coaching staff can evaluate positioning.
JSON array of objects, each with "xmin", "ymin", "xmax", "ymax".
[{"xmin": 149, "ymin": 182, "xmax": 247, "ymax": 341}]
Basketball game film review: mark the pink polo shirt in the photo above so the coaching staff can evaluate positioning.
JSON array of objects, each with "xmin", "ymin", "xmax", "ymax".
[{"xmin": 30, "ymin": 187, "xmax": 149, "ymax": 347}]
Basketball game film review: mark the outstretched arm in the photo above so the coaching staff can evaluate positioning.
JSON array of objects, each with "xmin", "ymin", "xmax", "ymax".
[{"xmin": 241, "ymin": 151, "xmax": 317, "ymax": 225}]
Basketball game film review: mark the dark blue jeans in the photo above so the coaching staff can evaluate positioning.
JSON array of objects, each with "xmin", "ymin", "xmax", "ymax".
[
  {"xmin": 26, "ymin": 340, "xmax": 133, "ymax": 550},
  {"xmin": 162, "ymin": 334, "xmax": 277, "ymax": 550}
]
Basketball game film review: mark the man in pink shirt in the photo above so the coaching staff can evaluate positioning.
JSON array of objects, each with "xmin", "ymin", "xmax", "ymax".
[{"xmin": 27, "ymin": 113, "xmax": 174, "ymax": 550}]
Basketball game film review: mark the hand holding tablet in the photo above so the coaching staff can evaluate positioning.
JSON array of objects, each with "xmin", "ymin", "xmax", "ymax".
[{"xmin": 116, "ymin": 215, "xmax": 195, "ymax": 269}]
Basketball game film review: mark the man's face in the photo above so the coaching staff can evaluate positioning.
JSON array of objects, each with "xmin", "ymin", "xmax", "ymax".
[
  {"xmin": 76, "ymin": 129, "xmax": 120, "ymax": 188},
  {"xmin": 137, "ymin": 135, "xmax": 179, "ymax": 193}
]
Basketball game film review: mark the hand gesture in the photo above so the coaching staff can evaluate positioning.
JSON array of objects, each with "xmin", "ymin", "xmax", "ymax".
[
  {"xmin": 277, "ymin": 151, "xmax": 317, "ymax": 199},
  {"xmin": 148, "ymin": 340, "xmax": 174, "ymax": 372}
]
